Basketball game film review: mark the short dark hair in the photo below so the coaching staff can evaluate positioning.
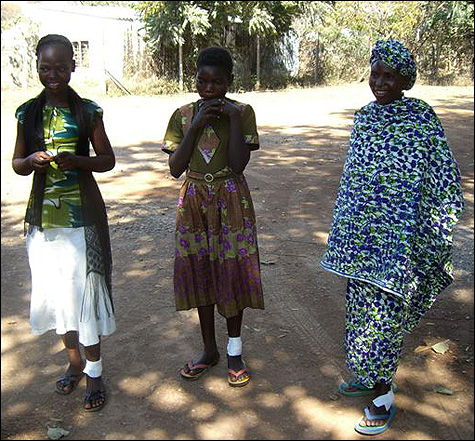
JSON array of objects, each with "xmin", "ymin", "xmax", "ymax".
[
  {"xmin": 196, "ymin": 46, "xmax": 233, "ymax": 78},
  {"xmin": 36, "ymin": 34, "xmax": 74, "ymax": 59}
]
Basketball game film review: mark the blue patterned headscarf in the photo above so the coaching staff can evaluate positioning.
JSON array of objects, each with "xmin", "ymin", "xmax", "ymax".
[{"xmin": 370, "ymin": 39, "xmax": 417, "ymax": 90}]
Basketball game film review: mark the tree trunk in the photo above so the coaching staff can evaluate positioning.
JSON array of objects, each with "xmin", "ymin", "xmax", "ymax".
[
  {"xmin": 315, "ymin": 33, "xmax": 319, "ymax": 84},
  {"xmin": 178, "ymin": 42, "xmax": 183, "ymax": 92},
  {"xmin": 431, "ymin": 43, "xmax": 438, "ymax": 84},
  {"xmin": 21, "ymin": 42, "xmax": 28, "ymax": 91},
  {"xmin": 255, "ymin": 35, "xmax": 260, "ymax": 91}
]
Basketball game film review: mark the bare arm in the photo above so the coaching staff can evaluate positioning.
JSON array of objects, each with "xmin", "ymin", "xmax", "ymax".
[
  {"xmin": 12, "ymin": 122, "xmax": 51, "ymax": 175},
  {"xmin": 222, "ymin": 98, "xmax": 250, "ymax": 174},
  {"xmin": 168, "ymin": 124, "xmax": 199, "ymax": 178}
]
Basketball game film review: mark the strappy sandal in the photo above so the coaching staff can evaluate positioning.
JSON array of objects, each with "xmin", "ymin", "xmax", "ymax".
[
  {"xmin": 55, "ymin": 371, "xmax": 84, "ymax": 395},
  {"xmin": 339, "ymin": 380, "xmax": 398, "ymax": 396},
  {"xmin": 84, "ymin": 383, "xmax": 106, "ymax": 412},
  {"xmin": 180, "ymin": 355, "xmax": 220, "ymax": 380},
  {"xmin": 354, "ymin": 389, "xmax": 396, "ymax": 435},
  {"xmin": 354, "ymin": 404, "xmax": 396, "ymax": 435},
  {"xmin": 228, "ymin": 367, "xmax": 251, "ymax": 387}
]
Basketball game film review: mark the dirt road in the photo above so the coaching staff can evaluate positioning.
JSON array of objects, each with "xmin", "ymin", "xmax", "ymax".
[{"xmin": 1, "ymin": 84, "xmax": 473, "ymax": 440}]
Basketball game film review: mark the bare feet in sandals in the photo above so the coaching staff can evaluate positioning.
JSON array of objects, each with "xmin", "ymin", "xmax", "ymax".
[
  {"xmin": 360, "ymin": 402, "xmax": 392, "ymax": 427},
  {"xmin": 227, "ymin": 354, "xmax": 250, "ymax": 387},
  {"xmin": 55, "ymin": 361, "xmax": 85, "ymax": 395},
  {"xmin": 180, "ymin": 352, "xmax": 220, "ymax": 380},
  {"xmin": 354, "ymin": 387, "xmax": 396, "ymax": 435},
  {"xmin": 84, "ymin": 376, "xmax": 106, "ymax": 412}
]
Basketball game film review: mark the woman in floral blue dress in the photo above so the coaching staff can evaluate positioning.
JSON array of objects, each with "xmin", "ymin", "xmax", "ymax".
[{"xmin": 321, "ymin": 39, "xmax": 464, "ymax": 435}]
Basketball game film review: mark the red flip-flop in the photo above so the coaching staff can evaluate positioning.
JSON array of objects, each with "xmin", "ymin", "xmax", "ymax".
[
  {"xmin": 228, "ymin": 367, "xmax": 251, "ymax": 387},
  {"xmin": 180, "ymin": 357, "xmax": 219, "ymax": 380}
]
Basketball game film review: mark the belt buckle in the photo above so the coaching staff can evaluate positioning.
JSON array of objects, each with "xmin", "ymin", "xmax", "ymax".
[{"xmin": 204, "ymin": 173, "xmax": 214, "ymax": 183}]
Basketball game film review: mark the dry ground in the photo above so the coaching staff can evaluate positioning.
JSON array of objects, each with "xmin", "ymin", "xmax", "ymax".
[{"xmin": 1, "ymin": 83, "xmax": 474, "ymax": 440}]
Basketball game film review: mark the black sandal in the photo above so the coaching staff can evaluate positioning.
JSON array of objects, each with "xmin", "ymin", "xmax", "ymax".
[
  {"xmin": 84, "ymin": 384, "xmax": 106, "ymax": 412},
  {"xmin": 55, "ymin": 372, "xmax": 84, "ymax": 395}
]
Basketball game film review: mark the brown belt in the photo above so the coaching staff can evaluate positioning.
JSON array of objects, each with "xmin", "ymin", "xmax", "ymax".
[{"xmin": 186, "ymin": 169, "xmax": 236, "ymax": 183}]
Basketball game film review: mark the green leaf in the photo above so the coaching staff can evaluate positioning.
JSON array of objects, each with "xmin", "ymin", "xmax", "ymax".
[
  {"xmin": 47, "ymin": 427, "xmax": 70, "ymax": 440},
  {"xmin": 433, "ymin": 385, "xmax": 454, "ymax": 395},
  {"xmin": 249, "ymin": 7, "xmax": 276, "ymax": 36}
]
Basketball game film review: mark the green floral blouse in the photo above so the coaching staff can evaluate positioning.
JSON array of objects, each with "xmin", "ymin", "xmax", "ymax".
[{"xmin": 16, "ymin": 99, "xmax": 103, "ymax": 228}]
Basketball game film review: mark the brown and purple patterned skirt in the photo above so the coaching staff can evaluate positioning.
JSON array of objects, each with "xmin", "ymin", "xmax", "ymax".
[{"xmin": 173, "ymin": 171, "xmax": 264, "ymax": 318}]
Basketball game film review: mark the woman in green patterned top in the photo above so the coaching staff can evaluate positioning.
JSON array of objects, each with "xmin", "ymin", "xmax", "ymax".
[
  {"xmin": 321, "ymin": 39, "xmax": 464, "ymax": 435},
  {"xmin": 12, "ymin": 34, "xmax": 115, "ymax": 412}
]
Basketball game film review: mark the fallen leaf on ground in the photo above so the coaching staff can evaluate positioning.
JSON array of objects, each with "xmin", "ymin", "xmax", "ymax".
[
  {"xmin": 433, "ymin": 385, "xmax": 454, "ymax": 395},
  {"xmin": 431, "ymin": 339, "xmax": 450, "ymax": 354},
  {"xmin": 414, "ymin": 345, "xmax": 431, "ymax": 353},
  {"xmin": 47, "ymin": 427, "xmax": 69, "ymax": 440}
]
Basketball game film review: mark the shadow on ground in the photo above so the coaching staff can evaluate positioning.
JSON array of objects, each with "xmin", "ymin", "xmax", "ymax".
[{"xmin": 1, "ymin": 86, "xmax": 473, "ymax": 440}]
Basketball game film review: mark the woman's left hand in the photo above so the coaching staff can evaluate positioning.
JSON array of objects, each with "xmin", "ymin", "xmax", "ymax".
[
  {"xmin": 219, "ymin": 98, "xmax": 240, "ymax": 119},
  {"xmin": 53, "ymin": 152, "xmax": 79, "ymax": 171}
]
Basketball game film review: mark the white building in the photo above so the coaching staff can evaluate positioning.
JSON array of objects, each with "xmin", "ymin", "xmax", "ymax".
[{"xmin": 2, "ymin": 1, "xmax": 146, "ymax": 91}]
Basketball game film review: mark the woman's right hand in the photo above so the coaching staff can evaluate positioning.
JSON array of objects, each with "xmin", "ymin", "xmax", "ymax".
[
  {"xmin": 12, "ymin": 122, "xmax": 52, "ymax": 176},
  {"xmin": 28, "ymin": 151, "xmax": 53, "ymax": 173},
  {"xmin": 193, "ymin": 98, "xmax": 223, "ymax": 129}
]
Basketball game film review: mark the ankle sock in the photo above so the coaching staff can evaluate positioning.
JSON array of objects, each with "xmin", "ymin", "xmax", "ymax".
[
  {"xmin": 372, "ymin": 389, "xmax": 394, "ymax": 411},
  {"xmin": 227, "ymin": 336, "xmax": 242, "ymax": 356},
  {"xmin": 83, "ymin": 358, "xmax": 102, "ymax": 378}
]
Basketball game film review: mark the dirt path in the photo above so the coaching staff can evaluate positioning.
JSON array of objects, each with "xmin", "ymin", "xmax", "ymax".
[{"xmin": 1, "ymin": 84, "xmax": 473, "ymax": 440}]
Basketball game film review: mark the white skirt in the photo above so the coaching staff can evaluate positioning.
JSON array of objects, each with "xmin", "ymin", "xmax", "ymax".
[{"xmin": 27, "ymin": 226, "xmax": 116, "ymax": 346}]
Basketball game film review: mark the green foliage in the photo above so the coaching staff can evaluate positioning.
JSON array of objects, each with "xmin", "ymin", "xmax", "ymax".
[
  {"xmin": 72, "ymin": 1, "xmax": 138, "ymax": 7},
  {"xmin": 5, "ymin": 0, "xmax": 471, "ymax": 92},
  {"xmin": 106, "ymin": 73, "xmax": 181, "ymax": 96},
  {"xmin": 293, "ymin": 1, "xmax": 473, "ymax": 86},
  {"xmin": 248, "ymin": 6, "xmax": 276, "ymax": 36},
  {"xmin": 133, "ymin": 0, "xmax": 473, "ymax": 90},
  {"xmin": 1, "ymin": 2, "xmax": 22, "ymax": 30},
  {"xmin": 134, "ymin": 1, "xmax": 303, "ymax": 90},
  {"xmin": 1, "ymin": 3, "xmax": 40, "ymax": 89},
  {"xmin": 416, "ymin": 1, "xmax": 474, "ymax": 83},
  {"xmin": 294, "ymin": 1, "xmax": 424, "ymax": 85}
]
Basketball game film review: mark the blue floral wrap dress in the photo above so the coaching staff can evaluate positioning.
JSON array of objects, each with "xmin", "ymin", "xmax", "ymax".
[{"xmin": 321, "ymin": 96, "xmax": 464, "ymax": 386}]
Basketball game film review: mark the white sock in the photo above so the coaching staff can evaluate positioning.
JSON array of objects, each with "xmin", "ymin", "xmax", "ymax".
[
  {"xmin": 372, "ymin": 389, "xmax": 394, "ymax": 411},
  {"xmin": 227, "ymin": 337, "xmax": 242, "ymax": 356},
  {"xmin": 83, "ymin": 358, "xmax": 102, "ymax": 378}
]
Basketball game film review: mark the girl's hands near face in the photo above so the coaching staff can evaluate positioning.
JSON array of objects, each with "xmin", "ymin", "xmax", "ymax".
[
  {"xmin": 219, "ymin": 98, "xmax": 240, "ymax": 119},
  {"xmin": 193, "ymin": 98, "xmax": 222, "ymax": 128},
  {"xmin": 193, "ymin": 98, "xmax": 240, "ymax": 128}
]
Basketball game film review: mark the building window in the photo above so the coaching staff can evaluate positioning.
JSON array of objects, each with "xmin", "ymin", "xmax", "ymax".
[{"xmin": 72, "ymin": 41, "xmax": 89, "ymax": 68}]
